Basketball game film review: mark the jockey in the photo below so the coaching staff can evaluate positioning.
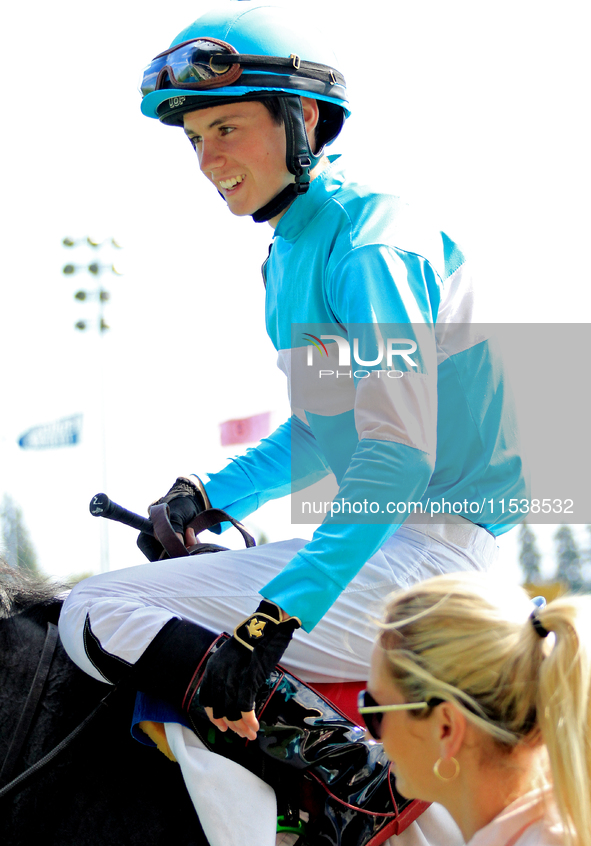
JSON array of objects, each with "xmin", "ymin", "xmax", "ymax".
[{"xmin": 59, "ymin": 3, "xmax": 527, "ymax": 845}]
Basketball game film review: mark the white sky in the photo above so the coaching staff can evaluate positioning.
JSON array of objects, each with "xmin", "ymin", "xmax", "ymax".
[{"xmin": 1, "ymin": 0, "xmax": 589, "ymax": 583}]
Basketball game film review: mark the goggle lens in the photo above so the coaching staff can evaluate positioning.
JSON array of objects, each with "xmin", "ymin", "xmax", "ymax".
[{"xmin": 140, "ymin": 38, "xmax": 241, "ymax": 97}]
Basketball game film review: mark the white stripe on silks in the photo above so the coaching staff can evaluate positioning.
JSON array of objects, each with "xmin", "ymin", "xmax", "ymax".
[
  {"xmin": 435, "ymin": 262, "xmax": 490, "ymax": 364},
  {"xmin": 437, "ymin": 261, "xmax": 478, "ymax": 326},
  {"xmin": 164, "ymin": 723, "xmax": 277, "ymax": 846},
  {"xmin": 354, "ymin": 370, "xmax": 436, "ymax": 451}
]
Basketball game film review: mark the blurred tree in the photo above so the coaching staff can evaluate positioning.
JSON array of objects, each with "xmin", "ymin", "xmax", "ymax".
[
  {"xmin": 553, "ymin": 525, "xmax": 583, "ymax": 591},
  {"xmin": 518, "ymin": 523, "xmax": 542, "ymax": 583},
  {"xmin": 0, "ymin": 494, "xmax": 39, "ymax": 574}
]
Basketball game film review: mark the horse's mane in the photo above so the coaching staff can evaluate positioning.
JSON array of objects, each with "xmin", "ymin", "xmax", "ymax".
[{"xmin": 0, "ymin": 558, "xmax": 66, "ymax": 618}]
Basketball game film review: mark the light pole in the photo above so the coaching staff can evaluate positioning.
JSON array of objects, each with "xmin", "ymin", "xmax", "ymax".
[
  {"xmin": 62, "ymin": 236, "xmax": 122, "ymax": 334},
  {"xmin": 62, "ymin": 236, "xmax": 122, "ymax": 572}
]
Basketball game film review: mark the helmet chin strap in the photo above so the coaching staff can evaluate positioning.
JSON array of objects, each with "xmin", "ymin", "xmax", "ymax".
[{"xmin": 251, "ymin": 96, "xmax": 323, "ymax": 224}]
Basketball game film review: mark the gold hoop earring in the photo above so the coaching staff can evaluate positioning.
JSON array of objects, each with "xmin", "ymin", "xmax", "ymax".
[{"xmin": 433, "ymin": 757, "xmax": 460, "ymax": 781}]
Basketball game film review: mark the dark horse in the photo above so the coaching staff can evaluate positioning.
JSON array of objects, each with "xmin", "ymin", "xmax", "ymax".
[{"xmin": 0, "ymin": 563, "xmax": 209, "ymax": 846}]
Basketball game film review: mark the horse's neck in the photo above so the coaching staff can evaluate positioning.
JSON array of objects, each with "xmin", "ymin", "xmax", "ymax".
[{"xmin": 1, "ymin": 608, "xmax": 45, "ymax": 664}]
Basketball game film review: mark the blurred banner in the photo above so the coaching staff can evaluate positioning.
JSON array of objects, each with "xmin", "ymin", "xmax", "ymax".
[
  {"xmin": 18, "ymin": 414, "xmax": 83, "ymax": 450},
  {"xmin": 220, "ymin": 412, "xmax": 271, "ymax": 446}
]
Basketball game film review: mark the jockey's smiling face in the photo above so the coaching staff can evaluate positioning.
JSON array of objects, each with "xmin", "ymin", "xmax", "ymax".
[{"xmin": 183, "ymin": 98, "xmax": 320, "ymax": 226}]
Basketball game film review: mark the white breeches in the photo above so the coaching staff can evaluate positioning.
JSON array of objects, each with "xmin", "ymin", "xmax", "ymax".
[{"xmin": 59, "ymin": 514, "xmax": 497, "ymax": 685}]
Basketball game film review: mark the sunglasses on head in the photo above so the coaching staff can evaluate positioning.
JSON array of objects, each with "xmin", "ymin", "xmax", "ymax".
[{"xmin": 357, "ymin": 690, "xmax": 444, "ymax": 741}]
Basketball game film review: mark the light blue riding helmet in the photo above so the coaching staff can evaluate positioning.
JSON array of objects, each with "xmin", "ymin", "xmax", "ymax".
[{"xmin": 139, "ymin": 1, "xmax": 350, "ymax": 221}]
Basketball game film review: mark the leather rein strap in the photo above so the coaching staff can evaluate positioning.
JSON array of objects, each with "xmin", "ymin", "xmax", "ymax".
[
  {"xmin": 150, "ymin": 504, "xmax": 256, "ymax": 558},
  {"xmin": 0, "ymin": 621, "xmax": 58, "ymax": 788}
]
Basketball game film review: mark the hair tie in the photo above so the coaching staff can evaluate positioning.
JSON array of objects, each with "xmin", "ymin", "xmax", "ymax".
[
  {"xmin": 530, "ymin": 609, "xmax": 549, "ymax": 639},
  {"xmin": 530, "ymin": 596, "xmax": 549, "ymax": 638}
]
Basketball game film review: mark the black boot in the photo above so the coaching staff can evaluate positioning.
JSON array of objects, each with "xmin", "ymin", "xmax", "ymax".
[
  {"xmin": 186, "ymin": 637, "xmax": 430, "ymax": 846},
  {"xmin": 82, "ymin": 615, "xmax": 218, "ymax": 703}
]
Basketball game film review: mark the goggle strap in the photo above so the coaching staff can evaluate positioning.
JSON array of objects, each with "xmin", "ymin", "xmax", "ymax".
[{"xmin": 212, "ymin": 54, "xmax": 345, "ymax": 86}]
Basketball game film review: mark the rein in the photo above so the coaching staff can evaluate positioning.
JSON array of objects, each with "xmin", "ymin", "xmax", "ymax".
[{"xmin": 0, "ymin": 620, "xmax": 110, "ymax": 800}]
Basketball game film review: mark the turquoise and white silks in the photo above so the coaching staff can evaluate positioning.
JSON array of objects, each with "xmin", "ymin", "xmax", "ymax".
[{"xmin": 205, "ymin": 156, "xmax": 526, "ymax": 631}]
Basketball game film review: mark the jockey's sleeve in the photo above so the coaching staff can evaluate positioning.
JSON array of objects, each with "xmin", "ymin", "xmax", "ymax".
[{"xmin": 204, "ymin": 414, "xmax": 331, "ymax": 523}]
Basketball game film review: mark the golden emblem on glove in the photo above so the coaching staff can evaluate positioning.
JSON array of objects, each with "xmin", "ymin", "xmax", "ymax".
[{"xmin": 246, "ymin": 618, "xmax": 267, "ymax": 639}]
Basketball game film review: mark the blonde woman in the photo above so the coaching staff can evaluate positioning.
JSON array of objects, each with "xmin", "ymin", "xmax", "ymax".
[{"xmin": 359, "ymin": 572, "xmax": 591, "ymax": 846}]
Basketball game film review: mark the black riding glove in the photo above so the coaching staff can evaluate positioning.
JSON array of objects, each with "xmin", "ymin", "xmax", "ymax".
[
  {"xmin": 195, "ymin": 600, "xmax": 301, "ymax": 722},
  {"xmin": 137, "ymin": 474, "xmax": 210, "ymax": 561}
]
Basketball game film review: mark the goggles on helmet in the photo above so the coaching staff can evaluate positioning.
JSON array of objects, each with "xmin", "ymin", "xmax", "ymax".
[
  {"xmin": 140, "ymin": 38, "xmax": 243, "ymax": 96},
  {"xmin": 140, "ymin": 37, "xmax": 346, "ymax": 100}
]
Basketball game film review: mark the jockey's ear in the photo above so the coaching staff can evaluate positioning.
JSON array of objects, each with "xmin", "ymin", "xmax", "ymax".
[{"xmin": 301, "ymin": 97, "xmax": 321, "ymax": 153}]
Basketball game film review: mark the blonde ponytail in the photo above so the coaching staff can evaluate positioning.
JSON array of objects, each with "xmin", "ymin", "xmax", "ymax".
[{"xmin": 534, "ymin": 598, "xmax": 591, "ymax": 846}]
